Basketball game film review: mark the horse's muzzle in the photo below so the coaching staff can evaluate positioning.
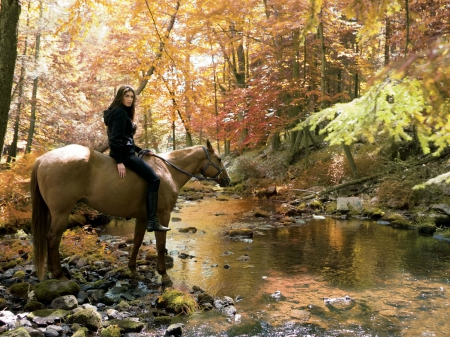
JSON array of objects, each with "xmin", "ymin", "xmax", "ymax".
[{"xmin": 218, "ymin": 177, "xmax": 231, "ymax": 187}]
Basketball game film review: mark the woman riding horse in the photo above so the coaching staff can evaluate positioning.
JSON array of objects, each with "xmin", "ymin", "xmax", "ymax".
[{"xmin": 103, "ymin": 85, "xmax": 169, "ymax": 232}]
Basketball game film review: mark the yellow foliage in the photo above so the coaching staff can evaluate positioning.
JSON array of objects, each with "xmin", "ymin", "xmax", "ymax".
[
  {"xmin": 0, "ymin": 153, "xmax": 40, "ymax": 231},
  {"xmin": 158, "ymin": 288, "xmax": 199, "ymax": 315},
  {"xmin": 60, "ymin": 227, "xmax": 114, "ymax": 263}
]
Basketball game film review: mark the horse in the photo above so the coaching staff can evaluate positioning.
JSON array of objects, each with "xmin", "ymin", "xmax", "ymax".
[{"xmin": 30, "ymin": 140, "xmax": 230, "ymax": 285}]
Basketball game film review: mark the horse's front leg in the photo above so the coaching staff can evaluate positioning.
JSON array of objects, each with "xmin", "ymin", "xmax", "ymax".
[
  {"xmin": 47, "ymin": 214, "xmax": 69, "ymax": 281},
  {"xmin": 155, "ymin": 212, "xmax": 172, "ymax": 286},
  {"xmin": 129, "ymin": 218, "xmax": 147, "ymax": 276}
]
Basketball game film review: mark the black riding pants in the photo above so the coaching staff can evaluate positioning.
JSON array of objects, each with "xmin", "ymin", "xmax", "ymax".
[{"xmin": 123, "ymin": 155, "xmax": 160, "ymax": 192}]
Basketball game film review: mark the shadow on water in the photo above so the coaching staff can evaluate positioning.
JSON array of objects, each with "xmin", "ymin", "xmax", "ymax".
[{"xmin": 102, "ymin": 196, "xmax": 450, "ymax": 336}]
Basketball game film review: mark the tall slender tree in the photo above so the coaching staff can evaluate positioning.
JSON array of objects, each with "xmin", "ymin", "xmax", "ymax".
[{"xmin": 0, "ymin": 0, "xmax": 22, "ymax": 156}]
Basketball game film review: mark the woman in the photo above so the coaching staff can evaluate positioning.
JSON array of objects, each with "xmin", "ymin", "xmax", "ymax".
[{"xmin": 103, "ymin": 85, "xmax": 170, "ymax": 232}]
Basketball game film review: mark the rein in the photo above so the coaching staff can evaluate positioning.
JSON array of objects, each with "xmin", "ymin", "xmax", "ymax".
[{"xmin": 139, "ymin": 146, "xmax": 225, "ymax": 182}]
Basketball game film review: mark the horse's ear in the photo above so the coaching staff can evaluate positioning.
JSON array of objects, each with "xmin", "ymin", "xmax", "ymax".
[{"xmin": 206, "ymin": 139, "xmax": 213, "ymax": 152}]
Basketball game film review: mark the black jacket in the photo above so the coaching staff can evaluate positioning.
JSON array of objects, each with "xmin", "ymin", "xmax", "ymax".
[{"xmin": 104, "ymin": 105, "xmax": 142, "ymax": 164}]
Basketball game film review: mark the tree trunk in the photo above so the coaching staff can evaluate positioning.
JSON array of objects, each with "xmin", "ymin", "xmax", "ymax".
[
  {"xmin": 26, "ymin": 0, "xmax": 43, "ymax": 154},
  {"xmin": 404, "ymin": 0, "xmax": 410, "ymax": 56},
  {"xmin": 8, "ymin": 1, "xmax": 31, "ymax": 163},
  {"xmin": 318, "ymin": 20, "xmax": 326, "ymax": 108},
  {"xmin": 270, "ymin": 131, "xmax": 280, "ymax": 152},
  {"xmin": 184, "ymin": 51, "xmax": 193, "ymax": 147},
  {"xmin": 384, "ymin": 17, "xmax": 391, "ymax": 66},
  {"xmin": 136, "ymin": 1, "xmax": 180, "ymax": 95},
  {"xmin": 0, "ymin": 0, "xmax": 22, "ymax": 156}
]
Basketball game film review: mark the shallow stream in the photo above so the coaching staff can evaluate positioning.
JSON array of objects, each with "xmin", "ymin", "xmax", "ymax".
[{"xmin": 102, "ymin": 196, "xmax": 450, "ymax": 336}]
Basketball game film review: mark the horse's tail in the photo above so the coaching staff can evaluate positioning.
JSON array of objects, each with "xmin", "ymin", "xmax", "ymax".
[{"xmin": 30, "ymin": 159, "xmax": 49, "ymax": 280}]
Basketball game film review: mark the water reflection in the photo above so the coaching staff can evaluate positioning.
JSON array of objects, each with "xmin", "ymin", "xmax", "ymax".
[{"xmin": 102, "ymin": 196, "xmax": 450, "ymax": 336}]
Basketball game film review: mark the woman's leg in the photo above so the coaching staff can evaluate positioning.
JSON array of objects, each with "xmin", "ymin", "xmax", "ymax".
[{"xmin": 123, "ymin": 155, "xmax": 170, "ymax": 232}]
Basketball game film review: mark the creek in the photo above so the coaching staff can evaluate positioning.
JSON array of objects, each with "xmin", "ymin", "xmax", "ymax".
[{"xmin": 101, "ymin": 195, "xmax": 450, "ymax": 337}]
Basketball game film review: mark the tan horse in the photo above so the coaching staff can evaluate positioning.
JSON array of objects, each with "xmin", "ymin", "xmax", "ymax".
[{"xmin": 30, "ymin": 140, "xmax": 230, "ymax": 285}]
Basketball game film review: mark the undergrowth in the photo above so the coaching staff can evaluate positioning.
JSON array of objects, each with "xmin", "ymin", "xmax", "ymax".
[
  {"xmin": 60, "ymin": 227, "xmax": 117, "ymax": 264},
  {"xmin": 0, "ymin": 153, "xmax": 41, "ymax": 233}
]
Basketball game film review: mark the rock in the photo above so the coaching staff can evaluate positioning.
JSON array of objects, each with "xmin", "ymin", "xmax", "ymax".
[
  {"xmin": 69, "ymin": 309, "xmax": 102, "ymax": 331},
  {"xmin": 0, "ymin": 327, "xmax": 32, "ymax": 337},
  {"xmin": 76, "ymin": 258, "xmax": 89, "ymax": 268},
  {"xmin": 323, "ymin": 295, "xmax": 356, "ymax": 312},
  {"xmin": 164, "ymin": 323, "xmax": 184, "ymax": 337},
  {"xmin": 50, "ymin": 295, "xmax": 78, "ymax": 310},
  {"xmin": 222, "ymin": 305, "xmax": 236, "ymax": 316},
  {"xmin": 27, "ymin": 309, "xmax": 69, "ymax": 326},
  {"xmin": 431, "ymin": 203, "xmax": 450, "ymax": 216},
  {"xmin": 100, "ymin": 325, "xmax": 121, "ymax": 337},
  {"xmin": 32, "ymin": 280, "xmax": 80, "ymax": 303},
  {"xmin": 336, "ymin": 197, "xmax": 363, "ymax": 211},
  {"xmin": 42, "ymin": 328, "xmax": 59, "ymax": 337},
  {"xmin": 104, "ymin": 319, "xmax": 145, "ymax": 333},
  {"xmin": 237, "ymin": 255, "xmax": 250, "ymax": 262},
  {"xmin": 0, "ymin": 311, "xmax": 17, "ymax": 328},
  {"xmin": 71, "ymin": 327, "xmax": 88, "ymax": 337},
  {"xmin": 23, "ymin": 301, "xmax": 45, "ymax": 312},
  {"xmin": 10, "ymin": 283, "xmax": 30, "ymax": 300},
  {"xmin": 197, "ymin": 293, "xmax": 214, "ymax": 306}
]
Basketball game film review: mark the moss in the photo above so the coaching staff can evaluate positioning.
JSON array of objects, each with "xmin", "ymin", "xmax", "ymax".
[
  {"xmin": 27, "ymin": 309, "xmax": 69, "ymax": 321},
  {"xmin": 0, "ymin": 297, "xmax": 7, "ymax": 310},
  {"xmin": 13, "ymin": 270, "xmax": 26, "ymax": 279},
  {"xmin": 0, "ymin": 327, "xmax": 31, "ymax": 337},
  {"xmin": 24, "ymin": 300, "xmax": 45, "ymax": 311},
  {"xmin": 363, "ymin": 207, "xmax": 385, "ymax": 219},
  {"xmin": 418, "ymin": 223, "xmax": 437, "ymax": 234},
  {"xmin": 116, "ymin": 300, "xmax": 130, "ymax": 310},
  {"xmin": 72, "ymin": 327, "xmax": 89, "ymax": 337},
  {"xmin": 309, "ymin": 199, "xmax": 323, "ymax": 210},
  {"xmin": 384, "ymin": 213, "xmax": 413, "ymax": 229},
  {"xmin": 69, "ymin": 308, "xmax": 102, "ymax": 331},
  {"xmin": 0, "ymin": 258, "xmax": 22, "ymax": 271},
  {"xmin": 325, "ymin": 201, "xmax": 337, "ymax": 214},
  {"xmin": 10, "ymin": 282, "xmax": 30, "ymax": 299},
  {"xmin": 296, "ymin": 203, "xmax": 309, "ymax": 213},
  {"xmin": 101, "ymin": 325, "xmax": 121, "ymax": 337},
  {"xmin": 105, "ymin": 319, "xmax": 145, "ymax": 333},
  {"xmin": 33, "ymin": 280, "xmax": 80, "ymax": 303},
  {"xmin": 253, "ymin": 207, "xmax": 269, "ymax": 217},
  {"xmin": 158, "ymin": 288, "xmax": 199, "ymax": 315},
  {"xmin": 434, "ymin": 228, "xmax": 450, "ymax": 239},
  {"xmin": 227, "ymin": 228, "xmax": 253, "ymax": 238},
  {"xmin": 153, "ymin": 316, "xmax": 173, "ymax": 325},
  {"xmin": 234, "ymin": 184, "xmax": 245, "ymax": 192}
]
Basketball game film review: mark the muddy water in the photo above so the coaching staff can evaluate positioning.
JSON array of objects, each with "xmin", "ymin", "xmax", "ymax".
[{"xmin": 102, "ymin": 196, "xmax": 450, "ymax": 336}]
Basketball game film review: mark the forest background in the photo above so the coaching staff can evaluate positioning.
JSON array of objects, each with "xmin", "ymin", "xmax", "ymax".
[{"xmin": 0, "ymin": 0, "xmax": 450, "ymax": 230}]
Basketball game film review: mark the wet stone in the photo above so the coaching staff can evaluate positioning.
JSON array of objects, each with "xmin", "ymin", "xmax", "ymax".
[{"xmin": 42, "ymin": 328, "xmax": 59, "ymax": 337}]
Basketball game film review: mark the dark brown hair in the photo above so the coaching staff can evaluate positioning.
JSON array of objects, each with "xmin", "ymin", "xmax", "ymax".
[{"xmin": 107, "ymin": 85, "xmax": 136, "ymax": 120}]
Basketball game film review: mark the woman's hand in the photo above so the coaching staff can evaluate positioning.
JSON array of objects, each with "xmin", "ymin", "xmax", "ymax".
[{"xmin": 117, "ymin": 163, "xmax": 126, "ymax": 178}]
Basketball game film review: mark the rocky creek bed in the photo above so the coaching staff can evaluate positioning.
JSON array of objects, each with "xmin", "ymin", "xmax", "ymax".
[{"xmin": 0, "ymin": 231, "xmax": 242, "ymax": 337}]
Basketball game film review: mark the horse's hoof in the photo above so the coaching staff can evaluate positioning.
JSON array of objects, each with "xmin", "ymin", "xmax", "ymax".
[{"xmin": 161, "ymin": 275, "xmax": 173, "ymax": 287}]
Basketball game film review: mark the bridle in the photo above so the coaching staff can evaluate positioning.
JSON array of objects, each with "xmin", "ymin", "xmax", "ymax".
[{"xmin": 140, "ymin": 146, "xmax": 226, "ymax": 182}]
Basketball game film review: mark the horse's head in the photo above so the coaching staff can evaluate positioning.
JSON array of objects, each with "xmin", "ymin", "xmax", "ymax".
[{"xmin": 201, "ymin": 140, "xmax": 231, "ymax": 187}]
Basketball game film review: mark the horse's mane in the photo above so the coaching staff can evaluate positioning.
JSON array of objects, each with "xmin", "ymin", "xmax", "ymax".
[{"xmin": 163, "ymin": 145, "xmax": 203, "ymax": 159}]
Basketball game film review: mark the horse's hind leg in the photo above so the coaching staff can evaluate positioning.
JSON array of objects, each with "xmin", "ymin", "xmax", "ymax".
[
  {"xmin": 47, "ymin": 213, "xmax": 70, "ymax": 280},
  {"xmin": 129, "ymin": 218, "xmax": 147, "ymax": 276}
]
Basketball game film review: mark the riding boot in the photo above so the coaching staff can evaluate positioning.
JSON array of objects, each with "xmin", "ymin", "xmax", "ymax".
[{"xmin": 146, "ymin": 191, "xmax": 170, "ymax": 232}]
